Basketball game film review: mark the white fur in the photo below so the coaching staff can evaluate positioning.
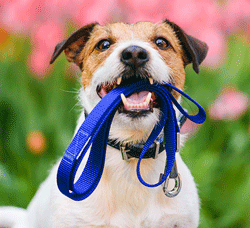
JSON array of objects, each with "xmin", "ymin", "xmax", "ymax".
[{"xmin": 0, "ymin": 39, "xmax": 199, "ymax": 228}]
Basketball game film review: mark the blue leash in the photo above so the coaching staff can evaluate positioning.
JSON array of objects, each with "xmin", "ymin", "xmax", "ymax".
[{"xmin": 57, "ymin": 81, "xmax": 206, "ymax": 201}]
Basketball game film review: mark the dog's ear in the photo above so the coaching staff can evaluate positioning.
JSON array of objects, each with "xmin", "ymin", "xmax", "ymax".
[
  {"xmin": 164, "ymin": 19, "xmax": 208, "ymax": 74},
  {"xmin": 50, "ymin": 23, "xmax": 98, "ymax": 68}
]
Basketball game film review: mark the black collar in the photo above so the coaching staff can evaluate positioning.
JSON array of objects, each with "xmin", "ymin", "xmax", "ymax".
[
  {"xmin": 107, "ymin": 135, "xmax": 165, "ymax": 160},
  {"xmin": 107, "ymin": 112, "xmax": 187, "ymax": 160}
]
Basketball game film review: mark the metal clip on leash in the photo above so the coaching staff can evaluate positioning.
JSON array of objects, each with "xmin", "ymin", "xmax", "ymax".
[
  {"xmin": 160, "ymin": 113, "xmax": 187, "ymax": 197},
  {"xmin": 160, "ymin": 142, "xmax": 182, "ymax": 198},
  {"xmin": 160, "ymin": 133, "xmax": 182, "ymax": 198}
]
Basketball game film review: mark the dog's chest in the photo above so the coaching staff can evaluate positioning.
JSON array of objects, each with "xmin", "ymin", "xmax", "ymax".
[
  {"xmin": 64, "ymin": 149, "xmax": 172, "ymax": 227},
  {"xmin": 68, "ymin": 176, "xmax": 168, "ymax": 228}
]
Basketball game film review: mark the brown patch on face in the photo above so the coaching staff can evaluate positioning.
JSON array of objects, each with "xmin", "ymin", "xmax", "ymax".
[
  {"xmin": 79, "ymin": 22, "xmax": 186, "ymax": 100},
  {"xmin": 152, "ymin": 23, "xmax": 186, "ymax": 99}
]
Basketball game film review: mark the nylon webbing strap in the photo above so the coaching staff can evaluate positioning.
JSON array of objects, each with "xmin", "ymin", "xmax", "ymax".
[{"xmin": 57, "ymin": 81, "xmax": 206, "ymax": 201}]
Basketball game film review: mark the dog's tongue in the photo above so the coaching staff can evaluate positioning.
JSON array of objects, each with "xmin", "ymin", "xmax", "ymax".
[
  {"xmin": 127, "ymin": 91, "xmax": 149, "ymax": 104},
  {"xmin": 121, "ymin": 91, "xmax": 152, "ymax": 110}
]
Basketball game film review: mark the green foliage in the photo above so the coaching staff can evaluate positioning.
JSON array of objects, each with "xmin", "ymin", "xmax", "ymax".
[
  {"xmin": 182, "ymin": 35, "xmax": 250, "ymax": 227},
  {"xmin": 0, "ymin": 38, "xmax": 80, "ymax": 207},
  {"xmin": 0, "ymin": 34, "xmax": 249, "ymax": 227}
]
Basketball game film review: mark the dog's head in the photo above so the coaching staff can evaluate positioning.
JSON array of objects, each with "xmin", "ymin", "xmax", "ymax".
[{"xmin": 50, "ymin": 20, "xmax": 208, "ymax": 143}]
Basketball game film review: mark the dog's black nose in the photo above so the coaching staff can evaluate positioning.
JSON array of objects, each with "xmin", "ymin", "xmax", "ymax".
[{"xmin": 121, "ymin": 46, "xmax": 149, "ymax": 67}]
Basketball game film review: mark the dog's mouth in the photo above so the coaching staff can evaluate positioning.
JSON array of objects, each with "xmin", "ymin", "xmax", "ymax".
[{"xmin": 96, "ymin": 76, "xmax": 166, "ymax": 117}]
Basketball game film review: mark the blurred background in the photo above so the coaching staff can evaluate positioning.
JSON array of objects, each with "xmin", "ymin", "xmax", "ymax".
[{"xmin": 0, "ymin": 0, "xmax": 249, "ymax": 227}]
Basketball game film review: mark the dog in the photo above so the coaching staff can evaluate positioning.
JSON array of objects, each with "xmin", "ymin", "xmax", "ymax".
[{"xmin": 0, "ymin": 19, "xmax": 208, "ymax": 228}]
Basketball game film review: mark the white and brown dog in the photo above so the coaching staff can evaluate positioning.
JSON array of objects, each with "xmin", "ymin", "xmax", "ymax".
[{"xmin": 0, "ymin": 19, "xmax": 208, "ymax": 228}]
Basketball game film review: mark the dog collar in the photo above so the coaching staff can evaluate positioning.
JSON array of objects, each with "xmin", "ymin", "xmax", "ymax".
[
  {"xmin": 107, "ymin": 135, "xmax": 164, "ymax": 160},
  {"xmin": 107, "ymin": 112, "xmax": 187, "ymax": 161}
]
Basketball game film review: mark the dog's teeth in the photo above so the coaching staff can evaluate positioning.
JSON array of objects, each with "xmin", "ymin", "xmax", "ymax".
[
  {"xmin": 117, "ymin": 77, "xmax": 122, "ymax": 85},
  {"xmin": 120, "ymin": 93, "xmax": 127, "ymax": 105},
  {"xmin": 145, "ymin": 92, "xmax": 152, "ymax": 104},
  {"xmin": 149, "ymin": 78, "xmax": 154, "ymax": 85}
]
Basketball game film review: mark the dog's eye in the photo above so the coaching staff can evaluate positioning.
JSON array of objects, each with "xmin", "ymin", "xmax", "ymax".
[
  {"xmin": 155, "ymin": 38, "xmax": 170, "ymax": 50},
  {"xmin": 96, "ymin": 39, "xmax": 111, "ymax": 51}
]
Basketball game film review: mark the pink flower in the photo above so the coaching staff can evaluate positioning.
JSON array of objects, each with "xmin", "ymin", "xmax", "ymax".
[
  {"xmin": 209, "ymin": 87, "xmax": 249, "ymax": 120},
  {"xmin": 1, "ymin": 0, "xmax": 45, "ymax": 33},
  {"xmin": 195, "ymin": 28, "xmax": 226, "ymax": 67},
  {"xmin": 44, "ymin": 0, "xmax": 79, "ymax": 20},
  {"xmin": 180, "ymin": 119, "xmax": 201, "ymax": 136},
  {"xmin": 118, "ymin": 0, "xmax": 167, "ymax": 23},
  {"xmin": 28, "ymin": 21, "xmax": 64, "ymax": 77},
  {"xmin": 163, "ymin": 0, "xmax": 220, "ymax": 31},
  {"xmin": 120, "ymin": 0, "xmax": 163, "ymax": 13},
  {"xmin": 28, "ymin": 48, "xmax": 51, "ymax": 78},
  {"xmin": 31, "ymin": 21, "xmax": 65, "ymax": 52},
  {"xmin": 73, "ymin": 0, "xmax": 115, "ymax": 26},
  {"xmin": 220, "ymin": 0, "xmax": 250, "ymax": 33}
]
